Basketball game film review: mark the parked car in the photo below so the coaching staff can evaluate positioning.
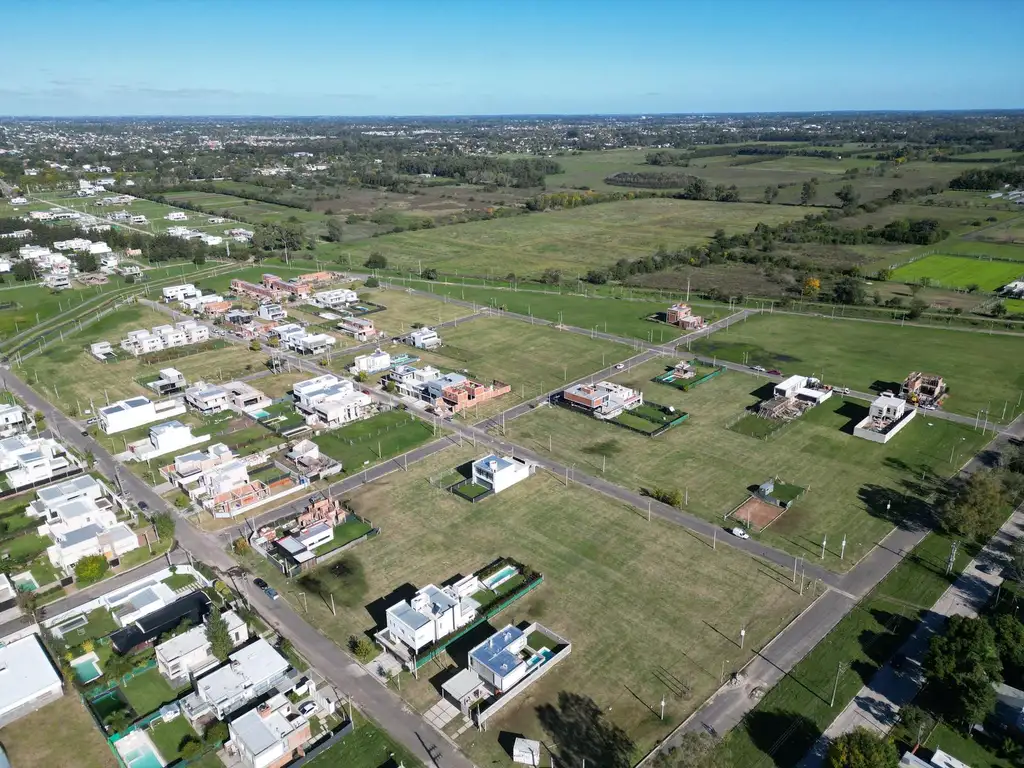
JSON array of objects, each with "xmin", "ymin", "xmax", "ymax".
[
  {"xmin": 842, "ymin": 387, "xmax": 850, "ymax": 395},
  {"xmin": 254, "ymin": 577, "xmax": 268, "ymax": 590},
  {"xmin": 264, "ymin": 586, "xmax": 279, "ymax": 600},
  {"xmin": 614, "ymin": 363, "xmax": 625, "ymax": 370},
  {"xmin": 299, "ymin": 701, "xmax": 318, "ymax": 716},
  {"xmin": 767, "ymin": 369, "xmax": 783, "ymax": 376},
  {"xmin": 85, "ymin": 417, "xmax": 98, "ymax": 426},
  {"xmin": 751, "ymin": 365, "xmax": 766, "ymax": 372},
  {"xmin": 730, "ymin": 527, "xmax": 750, "ymax": 540},
  {"xmin": 137, "ymin": 501, "xmax": 149, "ymax": 512}
]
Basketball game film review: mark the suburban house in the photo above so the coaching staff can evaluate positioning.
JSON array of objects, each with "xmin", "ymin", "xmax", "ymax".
[
  {"xmin": 772, "ymin": 375, "xmax": 832, "ymax": 405},
  {"xmin": 147, "ymin": 367, "xmax": 187, "ymax": 396},
  {"xmin": 562, "ymin": 381, "xmax": 643, "ymax": 420},
  {"xmin": 163, "ymin": 442, "xmax": 236, "ymax": 494},
  {"xmin": 434, "ymin": 377, "xmax": 511, "ymax": 415},
  {"xmin": 125, "ymin": 420, "xmax": 211, "ymax": 462},
  {"xmin": 98, "ymin": 395, "xmax": 187, "ymax": 434},
  {"xmin": 223, "ymin": 381, "xmax": 272, "ymax": 413},
  {"xmin": 31, "ymin": 475, "xmax": 139, "ymax": 574},
  {"xmin": 336, "ymin": 316, "xmax": 377, "ymax": 341},
  {"xmin": 165, "ymin": 211, "xmax": 188, "ymax": 221},
  {"xmin": 312, "ymin": 288, "xmax": 357, "ymax": 308},
  {"xmin": 293, "ymin": 374, "xmax": 372, "ymax": 427},
  {"xmin": 107, "ymin": 582, "xmax": 179, "ymax": 627},
  {"xmin": 407, "ymin": 327, "xmax": 441, "ymax": 349},
  {"xmin": 181, "ymin": 638, "xmax": 293, "ymax": 723},
  {"xmin": 156, "ymin": 609, "xmax": 248, "ymax": 684},
  {"xmin": 181, "ymin": 293, "xmax": 226, "ymax": 312},
  {"xmin": 185, "ymin": 381, "xmax": 232, "ymax": 414},
  {"xmin": 900, "ymin": 372, "xmax": 947, "ymax": 406},
  {"xmin": 108, "ymin": 591, "xmax": 211, "ymax": 655},
  {"xmin": 284, "ymin": 440, "xmax": 341, "ymax": 480},
  {"xmin": 469, "ymin": 625, "xmax": 532, "ymax": 693},
  {"xmin": 0, "ymin": 403, "xmax": 33, "ymax": 437},
  {"xmin": 351, "ymin": 348, "xmax": 391, "ymax": 375},
  {"xmin": 273, "ymin": 522, "xmax": 336, "ymax": 569},
  {"xmin": 263, "ymin": 274, "xmax": 312, "ymax": 298},
  {"xmin": 119, "ymin": 321, "xmax": 210, "ymax": 356},
  {"xmin": 471, "ymin": 455, "xmax": 532, "ymax": 495},
  {"xmin": 230, "ymin": 279, "xmax": 280, "ymax": 302},
  {"xmin": 268, "ymin": 323, "xmax": 305, "ymax": 343},
  {"xmin": 0, "ymin": 434, "xmax": 80, "ymax": 489},
  {"xmin": 257, "ymin": 304, "xmax": 288, "ymax": 322},
  {"xmin": 287, "ymin": 331, "xmax": 336, "ymax": 356},
  {"xmin": 162, "ymin": 284, "xmax": 198, "ymax": 302},
  {"xmin": 226, "ymin": 692, "xmax": 313, "ymax": 768},
  {"xmin": 44, "ymin": 273, "xmax": 70, "ymax": 290},
  {"xmin": 0, "ymin": 634, "xmax": 63, "ymax": 728},
  {"xmin": 853, "ymin": 392, "xmax": 917, "ymax": 444},
  {"xmin": 387, "ymin": 364, "xmax": 442, "ymax": 400},
  {"xmin": 380, "ymin": 578, "xmax": 483, "ymax": 659},
  {"xmin": 666, "ymin": 303, "xmax": 706, "ymax": 330}
]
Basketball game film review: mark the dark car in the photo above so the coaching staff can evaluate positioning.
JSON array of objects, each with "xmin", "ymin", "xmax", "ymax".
[
  {"xmin": 254, "ymin": 577, "xmax": 269, "ymax": 590},
  {"xmin": 265, "ymin": 586, "xmax": 280, "ymax": 600},
  {"xmin": 767, "ymin": 369, "xmax": 783, "ymax": 376},
  {"xmin": 137, "ymin": 501, "xmax": 149, "ymax": 511}
]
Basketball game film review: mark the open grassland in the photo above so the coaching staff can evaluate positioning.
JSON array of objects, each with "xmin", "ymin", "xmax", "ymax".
[
  {"xmin": 18, "ymin": 304, "xmax": 265, "ymax": 416},
  {"xmin": 360, "ymin": 286, "xmax": 477, "ymax": 336},
  {"xmin": 311, "ymin": 409, "xmax": 436, "ymax": 471},
  {"xmin": 304, "ymin": 713, "xmax": 423, "ymax": 768},
  {"xmin": 334, "ymin": 198, "xmax": 822, "ymax": 277},
  {"xmin": 891, "ymin": 254, "xmax": 1024, "ymax": 290},
  {"xmin": 835, "ymin": 204, "xmax": 1018, "ymax": 236},
  {"xmin": 691, "ymin": 313, "xmax": 1024, "ymax": 418},
  {"xmin": 509, "ymin": 366, "xmax": 987, "ymax": 569},
  {"xmin": 0, "ymin": 694, "xmax": 116, "ymax": 768},
  {"xmin": 162, "ymin": 190, "xmax": 332, "ymax": 237},
  {"xmin": 1003, "ymin": 298, "xmax": 1024, "ymax": 315},
  {"xmin": 246, "ymin": 445, "xmax": 809, "ymax": 764},
  {"xmin": 29, "ymin": 192, "xmax": 239, "ymax": 237},
  {"xmin": 973, "ymin": 215, "xmax": 1024, "ymax": 246},
  {"xmin": 943, "ymin": 240, "xmax": 1024, "ymax": 261}
]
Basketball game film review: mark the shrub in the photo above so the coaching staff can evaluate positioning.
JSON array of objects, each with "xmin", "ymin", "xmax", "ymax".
[{"xmin": 74, "ymin": 554, "xmax": 110, "ymax": 585}]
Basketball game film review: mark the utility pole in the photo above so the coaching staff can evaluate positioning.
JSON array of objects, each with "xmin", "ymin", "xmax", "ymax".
[
  {"xmin": 820, "ymin": 535, "xmax": 827, "ymax": 560},
  {"xmin": 840, "ymin": 535, "xmax": 847, "ymax": 561},
  {"xmin": 831, "ymin": 662, "xmax": 846, "ymax": 706},
  {"xmin": 740, "ymin": 627, "xmax": 746, "ymax": 650}
]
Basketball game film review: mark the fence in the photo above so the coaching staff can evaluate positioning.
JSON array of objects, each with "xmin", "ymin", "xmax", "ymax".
[
  {"xmin": 449, "ymin": 477, "xmax": 494, "ymax": 503},
  {"xmin": 276, "ymin": 720, "xmax": 354, "ymax": 768},
  {"xmin": 653, "ymin": 365, "xmax": 724, "ymax": 391},
  {"xmin": 85, "ymin": 658, "xmax": 158, "ymax": 701}
]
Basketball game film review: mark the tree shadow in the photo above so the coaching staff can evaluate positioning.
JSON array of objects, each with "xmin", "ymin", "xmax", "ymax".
[
  {"xmin": 835, "ymin": 401, "xmax": 869, "ymax": 435},
  {"xmin": 741, "ymin": 709, "xmax": 821, "ymax": 767},
  {"xmin": 537, "ymin": 692, "xmax": 634, "ymax": 768},
  {"xmin": 859, "ymin": 483, "xmax": 936, "ymax": 531}
]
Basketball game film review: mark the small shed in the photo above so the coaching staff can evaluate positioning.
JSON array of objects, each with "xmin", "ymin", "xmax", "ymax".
[
  {"xmin": 513, "ymin": 737, "xmax": 542, "ymax": 766},
  {"xmin": 442, "ymin": 668, "xmax": 488, "ymax": 715}
]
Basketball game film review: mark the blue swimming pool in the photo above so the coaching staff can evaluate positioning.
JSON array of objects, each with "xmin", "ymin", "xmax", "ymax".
[
  {"xmin": 123, "ymin": 746, "xmax": 163, "ymax": 768},
  {"xmin": 527, "ymin": 648, "xmax": 555, "ymax": 667},
  {"xmin": 251, "ymin": 409, "xmax": 271, "ymax": 420},
  {"xmin": 482, "ymin": 565, "xmax": 518, "ymax": 590},
  {"xmin": 73, "ymin": 658, "xmax": 102, "ymax": 683}
]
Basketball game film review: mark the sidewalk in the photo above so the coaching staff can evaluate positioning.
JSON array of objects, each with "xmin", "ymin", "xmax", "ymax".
[{"xmin": 798, "ymin": 504, "xmax": 1024, "ymax": 768}]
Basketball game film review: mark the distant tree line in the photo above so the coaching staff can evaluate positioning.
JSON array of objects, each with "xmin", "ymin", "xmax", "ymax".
[
  {"xmin": 604, "ymin": 172, "xmax": 741, "ymax": 201},
  {"xmin": 395, "ymin": 155, "xmax": 561, "ymax": 188},
  {"xmin": 948, "ymin": 166, "xmax": 1024, "ymax": 190}
]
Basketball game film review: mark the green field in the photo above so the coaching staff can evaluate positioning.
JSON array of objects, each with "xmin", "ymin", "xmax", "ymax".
[
  {"xmin": 149, "ymin": 718, "xmax": 202, "ymax": 762},
  {"xmin": 1003, "ymin": 298, "xmax": 1024, "ymax": 315},
  {"xmin": 243, "ymin": 444, "xmax": 809, "ymax": 764},
  {"xmin": 162, "ymin": 190, "xmax": 333, "ymax": 237},
  {"xmin": 359, "ymin": 286, "xmax": 474, "ymax": 336},
  {"xmin": 0, "ymin": 694, "xmax": 116, "ymax": 768},
  {"xmin": 331, "ymin": 198, "xmax": 823, "ymax": 278},
  {"xmin": 311, "ymin": 409, "xmax": 436, "ymax": 471},
  {"xmin": 304, "ymin": 714, "xmax": 424, "ymax": 768},
  {"xmin": 119, "ymin": 667, "xmax": 181, "ymax": 716},
  {"xmin": 942, "ymin": 240, "xmax": 1024, "ymax": 261},
  {"xmin": 509, "ymin": 365, "xmax": 988, "ymax": 569},
  {"xmin": 691, "ymin": 313, "xmax": 1024, "ymax": 418},
  {"xmin": 891, "ymin": 254, "xmax": 1024, "ymax": 290}
]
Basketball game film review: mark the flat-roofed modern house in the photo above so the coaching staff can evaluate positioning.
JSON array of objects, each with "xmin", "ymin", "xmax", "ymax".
[
  {"xmin": 408, "ymin": 327, "xmax": 441, "ymax": 349},
  {"xmin": 0, "ymin": 634, "xmax": 63, "ymax": 728},
  {"xmin": 853, "ymin": 392, "xmax": 917, "ymax": 444},
  {"xmin": 181, "ymin": 638, "xmax": 293, "ymax": 723},
  {"xmin": 227, "ymin": 692, "xmax": 313, "ymax": 768},
  {"xmin": 0, "ymin": 403, "xmax": 33, "ymax": 437},
  {"xmin": 98, "ymin": 395, "xmax": 187, "ymax": 434},
  {"xmin": 257, "ymin": 303, "xmax": 288, "ymax": 322},
  {"xmin": 162, "ymin": 284, "xmax": 198, "ymax": 302},
  {"xmin": 287, "ymin": 332, "xmax": 336, "ymax": 356},
  {"xmin": 0, "ymin": 434, "xmax": 79, "ymax": 490},
  {"xmin": 185, "ymin": 381, "xmax": 232, "ymax": 414},
  {"xmin": 388, "ymin": 365, "xmax": 442, "ymax": 400},
  {"xmin": 156, "ymin": 609, "xmax": 248, "ymax": 684},
  {"xmin": 562, "ymin": 381, "xmax": 643, "ymax": 420},
  {"xmin": 163, "ymin": 443, "xmax": 236, "ymax": 492},
  {"xmin": 312, "ymin": 288, "xmax": 357, "ymax": 309},
  {"xmin": 109, "ymin": 582, "xmax": 178, "ymax": 627},
  {"xmin": 381, "ymin": 579, "xmax": 482, "ymax": 659},
  {"xmin": 110, "ymin": 591, "xmax": 211, "ymax": 655},
  {"xmin": 125, "ymin": 420, "xmax": 210, "ymax": 462},
  {"xmin": 337, "ymin": 316, "xmax": 377, "ymax": 341},
  {"xmin": 471, "ymin": 455, "xmax": 531, "ymax": 495},
  {"xmin": 147, "ymin": 367, "xmax": 187, "ymax": 396},
  {"xmin": 351, "ymin": 349, "xmax": 391, "ymax": 375},
  {"xmin": 469, "ymin": 625, "xmax": 530, "ymax": 693},
  {"xmin": 292, "ymin": 374, "xmax": 370, "ymax": 427},
  {"xmin": 223, "ymin": 381, "xmax": 271, "ymax": 413}
]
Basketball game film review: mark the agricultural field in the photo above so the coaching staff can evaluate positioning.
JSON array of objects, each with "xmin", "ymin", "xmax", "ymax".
[
  {"xmin": 508, "ymin": 365, "xmax": 988, "ymax": 569},
  {"xmin": 0, "ymin": 694, "xmax": 116, "ymax": 768},
  {"xmin": 943, "ymin": 240, "xmax": 1024, "ymax": 261},
  {"xmin": 890, "ymin": 254, "xmax": 1024, "ymax": 290},
  {"xmin": 691, "ymin": 313, "xmax": 1024, "ymax": 418},
  {"xmin": 244, "ymin": 445, "xmax": 810, "ymax": 764},
  {"xmin": 332, "ymin": 198, "xmax": 824, "ymax": 278},
  {"xmin": 18, "ymin": 304, "xmax": 266, "ymax": 417}
]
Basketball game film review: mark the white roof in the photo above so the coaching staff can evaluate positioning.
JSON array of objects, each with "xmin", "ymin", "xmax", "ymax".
[
  {"xmin": 230, "ymin": 695, "xmax": 299, "ymax": 757},
  {"xmin": 195, "ymin": 638, "xmax": 288, "ymax": 707},
  {"xmin": 0, "ymin": 635, "xmax": 62, "ymax": 716},
  {"xmin": 156, "ymin": 624, "xmax": 209, "ymax": 662},
  {"xmin": 929, "ymin": 749, "xmax": 972, "ymax": 768}
]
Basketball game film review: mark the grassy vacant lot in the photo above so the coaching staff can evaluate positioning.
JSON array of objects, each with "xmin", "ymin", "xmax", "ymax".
[
  {"xmin": 312, "ymin": 409, "xmax": 436, "ymax": 471},
  {"xmin": 304, "ymin": 713, "xmax": 423, "ymax": 768},
  {"xmin": 362, "ymin": 286, "xmax": 476, "ymax": 336},
  {"xmin": 335, "ymin": 198, "xmax": 821, "ymax": 277},
  {"xmin": 836, "ymin": 204, "xmax": 1017, "ymax": 237},
  {"xmin": 509, "ymin": 365, "xmax": 988, "ymax": 569},
  {"xmin": 891, "ymin": 254, "xmax": 1024, "ymax": 290},
  {"xmin": 163, "ymin": 190, "xmax": 332, "ymax": 237},
  {"xmin": 18, "ymin": 305, "xmax": 266, "ymax": 416},
  {"xmin": 0, "ymin": 693, "xmax": 116, "ymax": 768},
  {"xmin": 247, "ymin": 445, "xmax": 808, "ymax": 764},
  {"xmin": 720, "ymin": 527, "xmax": 978, "ymax": 767},
  {"xmin": 1004, "ymin": 298, "xmax": 1024, "ymax": 315},
  {"xmin": 389, "ymin": 279, "xmax": 718, "ymax": 342},
  {"xmin": 691, "ymin": 313, "xmax": 1024, "ymax": 418}
]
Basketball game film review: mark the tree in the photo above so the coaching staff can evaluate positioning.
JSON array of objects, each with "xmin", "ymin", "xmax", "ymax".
[
  {"xmin": 993, "ymin": 613, "xmax": 1024, "ymax": 686},
  {"xmin": 74, "ymin": 554, "xmax": 109, "ymax": 585},
  {"xmin": 876, "ymin": 267, "xmax": 893, "ymax": 281},
  {"xmin": 266, "ymin": 336, "xmax": 280, "ymax": 348},
  {"xmin": 11, "ymin": 260, "xmax": 35, "ymax": 282},
  {"xmin": 800, "ymin": 180, "xmax": 818, "ymax": 205},
  {"xmin": 763, "ymin": 185, "xmax": 779, "ymax": 204},
  {"xmin": 104, "ymin": 652, "xmax": 133, "ymax": 682},
  {"xmin": 16, "ymin": 589, "xmax": 38, "ymax": 624},
  {"xmin": 422, "ymin": 267, "xmax": 438, "ymax": 280},
  {"xmin": 832, "ymin": 276, "xmax": 866, "ymax": 305},
  {"xmin": 364, "ymin": 276, "xmax": 380, "ymax": 288},
  {"xmin": 348, "ymin": 635, "xmax": 376, "ymax": 662},
  {"xmin": 249, "ymin": 339, "xmax": 262, "ymax": 352},
  {"xmin": 826, "ymin": 728, "xmax": 898, "ymax": 768},
  {"xmin": 326, "ymin": 219, "xmax": 344, "ymax": 243},
  {"xmin": 179, "ymin": 738, "xmax": 202, "ymax": 759},
  {"xmin": 924, "ymin": 614, "xmax": 1002, "ymax": 727},
  {"xmin": 192, "ymin": 251, "xmax": 206, "ymax": 266},
  {"xmin": 203, "ymin": 720, "xmax": 228, "ymax": 745},
  {"xmin": 152, "ymin": 511, "xmax": 175, "ymax": 540},
  {"xmin": 1008, "ymin": 538, "xmax": 1024, "ymax": 583},
  {"xmin": 364, "ymin": 252, "xmax": 387, "ymax": 270},
  {"xmin": 802, "ymin": 277, "xmax": 821, "ymax": 296},
  {"xmin": 653, "ymin": 732, "xmax": 726, "ymax": 768},
  {"xmin": 835, "ymin": 184, "xmax": 860, "ymax": 209},
  {"xmin": 74, "ymin": 252, "xmax": 98, "ymax": 273},
  {"xmin": 992, "ymin": 302, "xmax": 1007, "ymax": 318},
  {"xmin": 907, "ymin": 297, "xmax": 929, "ymax": 320},
  {"xmin": 939, "ymin": 470, "xmax": 1008, "ymax": 540},
  {"xmin": 206, "ymin": 606, "xmax": 233, "ymax": 662}
]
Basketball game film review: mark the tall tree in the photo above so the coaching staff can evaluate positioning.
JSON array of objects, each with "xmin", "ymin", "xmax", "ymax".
[
  {"xmin": 800, "ymin": 180, "xmax": 818, "ymax": 205},
  {"xmin": 653, "ymin": 732, "xmax": 727, "ymax": 768},
  {"xmin": 924, "ymin": 615, "xmax": 1001, "ymax": 727},
  {"xmin": 939, "ymin": 470, "xmax": 1008, "ymax": 540},
  {"xmin": 326, "ymin": 218, "xmax": 344, "ymax": 243},
  {"xmin": 206, "ymin": 605, "xmax": 233, "ymax": 661},
  {"xmin": 832, "ymin": 276, "xmax": 866, "ymax": 305},
  {"xmin": 836, "ymin": 184, "xmax": 860, "ymax": 208},
  {"xmin": 826, "ymin": 728, "xmax": 899, "ymax": 768}
]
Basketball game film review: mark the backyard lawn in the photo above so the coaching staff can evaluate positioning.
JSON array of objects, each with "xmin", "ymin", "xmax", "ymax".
[
  {"xmin": 312, "ymin": 409, "xmax": 436, "ymax": 471},
  {"xmin": 691, "ymin": 312, "xmax": 1024, "ymax": 418},
  {"xmin": 313, "ymin": 519, "xmax": 373, "ymax": 555},
  {"xmin": 149, "ymin": 717, "xmax": 202, "ymax": 762},
  {"xmin": 119, "ymin": 668, "xmax": 182, "ymax": 717},
  {"xmin": 244, "ymin": 444, "xmax": 809, "ymax": 764},
  {"xmin": 508, "ymin": 364, "xmax": 989, "ymax": 570},
  {"xmin": 303, "ymin": 713, "xmax": 423, "ymax": 768},
  {"xmin": 0, "ymin": 694, "xmax": 116, "ymax": 768}
]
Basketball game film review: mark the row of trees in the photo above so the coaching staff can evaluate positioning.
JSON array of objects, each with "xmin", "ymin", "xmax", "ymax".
[
  {"xmin": 949, "ymin": 166, "xmax": 1024, "ymax": 190},
  {"xmin": 395, "ymin": 155, "xmax": 562, "ymax": 188}
]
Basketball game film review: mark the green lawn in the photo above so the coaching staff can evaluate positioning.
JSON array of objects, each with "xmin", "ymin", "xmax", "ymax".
[
  {"xmin": 720, "ymin": 528, "xmax": 981, "ymax": 767},
  {"xmin": 1003, "ymin": 298, "xmax": 1024, "ymax": 315},
  {"xmin": 0, "ymin": 693, "xmax": 117, "ymax": 768},
  {"xmin": 891, "ymin": 254, "xmax": 1024, "ymax": 290},
  {"xmin": 312, "ymin": 409, "xmax": 436, "ymax": 472},
  {"xmin": 313, "ymin": 520, "xmax": 373, "ymax": 555},
  {"xmin": 149, "ymin": 717, "xmax": 202, "ymax": 762},
  {"xmin": 922, "ymin": 723, "xmax": 1013, "ymax": 768},
  {"xmin": 728, "ymin": 412, "xmax": 790, "ymax": 439},
  {"xmin": 119, "ymin": 668, "xmax": 181, "ymax": 716},
  {"xmin": 162, "ymin": 573, "xmax": 197, "ymax": 590},
  {"xmin": 509, "ymin": 364, "xmax": 989, "ymax": 569},
  {"xmin": 303, "ymin": 713, "xmax": 424, "ymax": 768},
  {"xmin": 243, "ymin": 444, "xmax": 809, "ymax": 764},
  {"xmin": 691, "ymin": 312, "xmax": 1024, "ymax": 418},
  {"xmin": 1, "ymin": 532, "xmax": 51, "ymax": 559}
]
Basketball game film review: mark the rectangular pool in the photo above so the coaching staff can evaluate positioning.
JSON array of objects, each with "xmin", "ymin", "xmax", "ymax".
[
  {"xmin": 482, "ymin": 565, "xmax": 519, "ymax": 591},
  {"xmin": 250, "ymin": 409, "xmax": 271, "ymax": 419}
]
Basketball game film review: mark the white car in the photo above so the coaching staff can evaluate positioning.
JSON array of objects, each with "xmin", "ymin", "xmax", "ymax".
[
  {"xmin": 751, "ymin": 365, "xmax": 766, "ymax": 372},
  {"xmin": 299, "ymin": 701, "xmax": 318, "ymax": 716},
  {"xmin": 730, "ymin": 527, "xmax": 750, "ymax": 540},
  {"xmin": 614, "ymin": 363, "xmax": 625, "ymax": 370}
]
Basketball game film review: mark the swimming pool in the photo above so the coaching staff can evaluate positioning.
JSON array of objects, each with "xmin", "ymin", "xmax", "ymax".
[
  {"xmin": 123, "ymin": 746, "xmax": 163, "ymax": 768},
  {"xmin": 116, "ymin": 732, "xmax": 165, "ymax": 768},
  {"xmin": 482, "ymin": 565, "xmax": 519, "ymax": 591},
  {"xmin": 73, "ymin": 657, "xmax": 102, "ymax": 684},
  {"xmin": 250, "ymin": 409, "xmax": 271, "ymax": 419},
  {"xmin": 527, "ymin": 648, "xmax": 555, "ymax": 667}
]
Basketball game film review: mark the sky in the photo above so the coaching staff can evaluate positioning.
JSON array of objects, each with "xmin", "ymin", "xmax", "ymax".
[{"xmin": 3, "ymin": 0, "xmax": 1022, "ymax": 116}]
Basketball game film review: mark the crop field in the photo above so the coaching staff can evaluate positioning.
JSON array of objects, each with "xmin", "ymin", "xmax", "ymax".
[
  {"xmin": 691, "ymin": 313, "xmax": 1024, "ymax": 418},
  {"xmin": 162, "ymin": 190, "xmax": 333, "ymax": 237},
  {"xmin": 244, "ymin": 445, "xmax": 809, "ymax": 764},
  {"xmin": 890, "ymin": 254, "xmax": 1023, "ymax": 290},
  {"xmin": 334, "ymin": 198, "xmax": 824, "ymax": 277},
  {"xmin": 507, "ymin": 365, "xmax": 988, "ymax": 569},
  {"xmin": 17, "ymin": 305, "xmax": 266, "ymax": 416}
]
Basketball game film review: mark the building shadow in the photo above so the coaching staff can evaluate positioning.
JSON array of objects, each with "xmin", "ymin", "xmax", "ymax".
[
  {"xmin": 363, "ymin": 582, "xmax": 418, "ymax": 632},
  {"xmin": 870, "ymin": 379, "xmax": 902, "ymax": 395},
  {"xmin": 835, "ymin": 401, "xmax": 869, "ymax": 435}
]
